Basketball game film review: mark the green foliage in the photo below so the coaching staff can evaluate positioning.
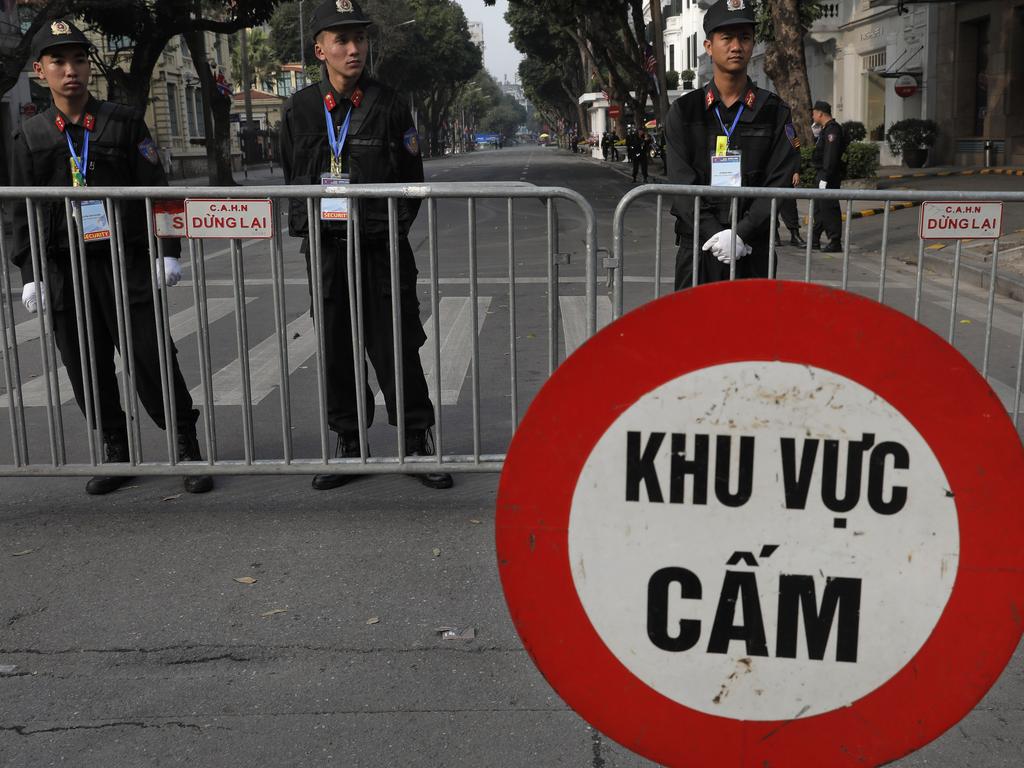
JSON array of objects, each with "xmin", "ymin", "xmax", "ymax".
[
  {"xmin": 755, "ymin": 0, "xmax": 825, "ymax": 42},
  {"xmin": 231, "ymin": 28, "xmax": 279, "ymax": 92},
  {"xmin": 885, "ymin": 118, "xmax": 939, "ymax": 155},
  {"xmin": 269, "ymin": 0, "xmax": 312, "ymax": 64},
  {"xmin": 842, "ymin": 121, "xmax": 866, "ymax": 142},
  {"xmin": 681, "ymin": 68, "xmax": 695, "ymax": 82},
  {"xmin": 798, "ymin": 141, "xmax": 880, "ymax": 184},
  {"xmin": 665, "ymin": 70, "xmax": 679, "ymax": 90}
]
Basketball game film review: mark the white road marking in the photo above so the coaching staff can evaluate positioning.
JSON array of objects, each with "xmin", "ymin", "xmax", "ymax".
[
  {"xmin": 2, "ymin": 298, "xmax": 244, "ymax": 408},
  {"xmin": 559, "ymin": 295, "xmax": 613, "ymax": 358}
]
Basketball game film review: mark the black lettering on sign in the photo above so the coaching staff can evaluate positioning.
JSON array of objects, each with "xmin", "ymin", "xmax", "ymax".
[
  {"xmin": 867, "ymin": 442, "xmax": 910, "ymax": 515},
  {"xmin": 776, "ymin": 575, "xmax": 862, "ymax": 662},
  {"xmin": 714, "ymin": 435, "xmax": 755, "ymax": 507},
  {"xmin": 647, "ymin": 567, "xmax": 702, "ymax": 652},
  {"xmin": 670, "ymin": 433, "xmax": 709, "ymax": 504},
  {"xmin": 706, "ymin": 570, "xmax": 769, "ymax": 657},
  {"xmin": 780, "ymin": 437, "xmax": 819, "ymax": 510},
  {"xmin": 822, "ymin": 434, "xmax": 874, "ymax": 513},
  {"xmin": 626, "ymin": 431, "xmax": 665, "ymax": 502}
]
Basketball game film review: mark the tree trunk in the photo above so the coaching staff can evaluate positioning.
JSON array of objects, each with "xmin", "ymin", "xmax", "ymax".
[
  {"xmin": 649, "ymin": 0, "xmax": 670, "ymax": 125},
  {"xmin": 764, "ymin": 0, "xmax": 814, "ymax": 146},
  {"xmin": 185, "ymin": 29, "xmax": 235, "ymax": 185}
]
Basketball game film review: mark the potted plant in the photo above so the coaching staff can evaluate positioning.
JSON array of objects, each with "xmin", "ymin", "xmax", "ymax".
[
  {"xmin": 665, "ymin": 70, "xmax": 680, "ymax": 90},
  {"xmin": 681, "ymin": 69, "xmax": 696, "ymax": 89},
  {"xmin": 886, "ymin": 118, "xmax": 939, "ymax": 168}
]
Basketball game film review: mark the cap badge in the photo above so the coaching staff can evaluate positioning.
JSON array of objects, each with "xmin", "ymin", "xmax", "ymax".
[
  {"xmin": 51, "ymin": 20, "xmax": 72, "ymax": 35},
  {"xmin": 336, "ymin": 0, "xmax": 353, "ymax": 12},
  {"xmin": 727, "ymin": 0, "xmax": 746, "ymax": 10}
]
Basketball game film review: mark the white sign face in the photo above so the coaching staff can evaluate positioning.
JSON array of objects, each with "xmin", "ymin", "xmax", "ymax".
[
  {"xmin": 920, "ymin": 201, "xmax": 1002, "ymax": 240},
  {"xmin": 154, "ymin": 200, "xmax": 186, "ymax": 238},
  {"xmin": 184, "ymin": 198, "xmax": 274, "ymax": 239},
  {"xmin": 568, "ymin": 362, "xmax": 959, "ymax": 721}
]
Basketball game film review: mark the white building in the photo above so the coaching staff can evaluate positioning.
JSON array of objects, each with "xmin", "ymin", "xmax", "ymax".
[
  {"xmin": 661, "ymin": 0, "xmax": 704, "ymax": 83},
  {"xmin": 467, "ymin": 21, "xmax": 484, "ymax": 54}
]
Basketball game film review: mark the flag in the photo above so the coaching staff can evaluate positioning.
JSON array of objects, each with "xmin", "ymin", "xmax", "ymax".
[
  {"xmin": 215, "ymin": 72, "xmax": 233, "ymax": 98},
  {"xmin": 642, "ymin": 44, "xmax": 659, "ymax": 95}
]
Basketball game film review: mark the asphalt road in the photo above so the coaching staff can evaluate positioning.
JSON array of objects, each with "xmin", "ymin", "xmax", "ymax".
[{"xmin": 1, "ymin": 146, "xmax": 1022, "ymax": 767}]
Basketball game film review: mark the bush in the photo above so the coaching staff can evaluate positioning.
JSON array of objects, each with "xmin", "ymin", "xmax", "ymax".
[
  {"xmin": 886, "ymin": 118, "xmax": 939, "ymax": 155},
  {"xmin": 797, "ymin": 141, "xmax": 880, "ymax": 185},
  {"xmin": 665, "ymin": 70, "xmax": 680, "ymax": 90},
  {"xmin": 842, "ymin": 121, "xmax": 866, "ymax": 142},
  {"xmin": 681, "ymin": 68, "xmax": 696, "ymax": 87}
]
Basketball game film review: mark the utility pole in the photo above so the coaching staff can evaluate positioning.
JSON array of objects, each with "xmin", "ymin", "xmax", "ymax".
[{"xmin": 240, "ymin": 25, "xmax": 254, "ymax": 161}]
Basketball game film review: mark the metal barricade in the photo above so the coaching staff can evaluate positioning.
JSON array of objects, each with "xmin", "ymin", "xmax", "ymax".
[
  {"xmin": 610, "ymin": 185, "xmax": 1024, "ymax": 431},
  {"xmin": 0, "ymin": 183, "xmax": 597, "ymax": 477}
]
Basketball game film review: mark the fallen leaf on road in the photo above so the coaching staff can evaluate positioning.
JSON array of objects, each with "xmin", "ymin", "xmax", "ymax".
[
  {"xmin": 0, "ymin": 664, "xmax": 17, "ymax": 674},
  {"xmin": 260, "ymin": 608, "xmax": 287, "ymax": 617},
  {"xmin": 432, "ymin": 548, "xmax": 441, "ymax": 557},
  {"xmin": 292, "ymin": 332, "xmax": 301, "ymax": 340},
  {"xmin": 11, "ymin": 549, "xmax": 34, "ymax": 557},
  {"xmin": 234, "ymin": 576, "xmax": 257, "ymax": 585},
  {"xmin": 435, "ymin": 626, "xmax": 476, "ymax": 640},
  {"xmin": 960, "ymin": 319, "xmax": 972, "ymax": 325},
  {"xmin": 162, "ymin": 494, "xmax": 182, "ymax": 502},
  {"xmin": 469, "ymin": 519, "xmax": 481, "ymax": 525},
  {"xmin": 366, "ymin": 616, "xmax": 380, "ymax": 625}
]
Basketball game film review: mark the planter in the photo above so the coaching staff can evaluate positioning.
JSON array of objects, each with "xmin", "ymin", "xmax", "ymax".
[
  {"xmin": 903, "ymin": 147, "xmax": 928, "ymax": 168},
  {"xmin": 682, "ymin": 81, "xmax": 694, "ymax": 90}
]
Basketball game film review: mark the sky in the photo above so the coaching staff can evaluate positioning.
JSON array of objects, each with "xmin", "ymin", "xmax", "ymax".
[{"xmin": 455, "ymin": 0, "xmax": 523, "ymax": 84}]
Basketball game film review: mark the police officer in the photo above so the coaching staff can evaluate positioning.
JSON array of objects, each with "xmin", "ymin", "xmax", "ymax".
[
  {"xmin": 9, "ymin": 20, "xmax": 212, "ymax": 496},
  {"xmin": 664, "ymin": 0, "xmax": 801, "ymax": 288},
  {"xmin": 280, "ymin": 0, "xmax": 451, "ymax": 491},
  {"xmin": 812, "ymin": 100, "xmax": 844, "ymax": 252}
]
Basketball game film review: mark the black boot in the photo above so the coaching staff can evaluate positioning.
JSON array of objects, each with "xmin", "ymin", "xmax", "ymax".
[
  {"xmin": 789, "ymin": 229, "xmax": 807, "ymax": 246},
  {"xmin": 406, "ymin": 428, "xmax": 453, "ymax": 489},
  {"xmin": 178, "ymin": 428, "xmax": 213, "ymax": 494},
  {"xmin": 86, "ymin": 427, "xmax": 132, "ymax": 495},
  {"xmin": 822, "ymin": 240, "xmax": 843, "ymax": 253},
  {"xmin": 312, "ymin": 431, "xmax": 363, "ymax": 490}
]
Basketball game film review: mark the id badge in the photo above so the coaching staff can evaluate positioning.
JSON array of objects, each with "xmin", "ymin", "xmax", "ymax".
[
  {"xmin": 710, "ymin": 152, "xmax": 742, "ymax": 188},
  {"xmin": 320, "ymin": 173, "xmax": 350, "ymax": 221},
  {"xmin": 77, "ymin": 199, "xmax": 111, "ymax": 242}
]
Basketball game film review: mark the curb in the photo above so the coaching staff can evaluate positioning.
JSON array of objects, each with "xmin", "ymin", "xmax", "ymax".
[
  {"xmin": 909, "ymin": 249, "xmax": 1024, "ymax": 304},
  {"xmin": 803, "ymin": 200, "xmax": 920, "ymax": 225},
  {"xmin": 882, "ymin": 166, "xmax": 1024, "ymax": 180}
]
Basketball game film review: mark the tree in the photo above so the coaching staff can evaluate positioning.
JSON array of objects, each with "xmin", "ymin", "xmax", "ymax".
[
  {"xmin": 756, "ymin": 0, "xmax": 824, "ymax": 147},
  {"xmin": 231, "ymin": 27, "xmax": 279, "ymax": 91}
]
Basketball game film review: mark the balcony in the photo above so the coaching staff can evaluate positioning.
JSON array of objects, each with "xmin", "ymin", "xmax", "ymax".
[{"xmin": 812, "ymin": 1, "xmax": 853, "ymax": 35}]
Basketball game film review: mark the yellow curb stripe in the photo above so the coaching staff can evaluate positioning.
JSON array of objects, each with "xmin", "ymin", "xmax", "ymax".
[{"xmin": 927, "ymin": 244, "xmax": 946, "ymax": 250}]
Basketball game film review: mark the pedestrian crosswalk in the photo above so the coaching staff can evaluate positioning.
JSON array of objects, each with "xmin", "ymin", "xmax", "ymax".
[{"xmin": 2, "ymin": 293, "xmax": 615, "ymax": 411}]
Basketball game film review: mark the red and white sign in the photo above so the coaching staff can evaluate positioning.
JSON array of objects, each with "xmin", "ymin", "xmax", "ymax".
[
  {"xmin": 184, "ymin": 198, "xmax": 273, "ymax": 239},
  {"xmin": 894, "ymin": 74, "xmax": 918, "ymax": 98},
  {"xmin": 496, "ymin": 281, "xmax": 1024, "ymax": 768},
  {"xmin": 154, "ymin": 199, "xmax": 186, "ymax": 238},
  {"xmin": 920, "ymin": 201, "xmax": 1002, "ymax": 240},
  {"xmin": 608, "ymin": 105, "xmax": 621, "ymax": 119},
  {"xmin": 20, "ymin": 103, "xmax": 38, "ymax": 117}
]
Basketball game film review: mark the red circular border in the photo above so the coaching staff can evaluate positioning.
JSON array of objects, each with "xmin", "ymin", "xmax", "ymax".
[{"xmin": 496, "ymin": 280, "xmax": 1024, "ymax": 768}]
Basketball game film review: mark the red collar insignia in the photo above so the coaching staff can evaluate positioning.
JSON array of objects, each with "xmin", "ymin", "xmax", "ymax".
[
  {"xmin": 324, "ymin": 93, "xmax": 337, "ymax": 111},
  {"xmin": 83, "ymin": 113, "xmax": 95, "ymax": 131},
  {"xmin": 351, "ymin": 87, "xmax": 363, "ymax": 108},
  {"xmin": 744, "ymin": 89, "xmax": 756, "ymax": 108},
  {"xmin": 54, "ymin": 115, "xmax": 66, "ymax": 132},
  {"xmin": 705, "ymin": 89, "xmax": 715, "ymax": 109}
]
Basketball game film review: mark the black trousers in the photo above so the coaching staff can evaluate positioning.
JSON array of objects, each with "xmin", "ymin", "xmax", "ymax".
[
  {"xmin": 674, "ymin": 239, "xmax": 774, "ymax": 290},
  {"xmin": 319, "ymin": 234, "xmax": 435, "ymax": 434},
  {"xmin": 52, "ymin": 253, "xmax": 197, "ymax": 433},
  {"xmin": 813, "ymin": 177, "xmax": 843, "ymax": 244},
  {"xmin": 631, "ymin": 154, "xmax": 649, "ymax": 181},
  {"xmin": 779, "ymin": 198, "xmax": 800, "ymax": 232}
]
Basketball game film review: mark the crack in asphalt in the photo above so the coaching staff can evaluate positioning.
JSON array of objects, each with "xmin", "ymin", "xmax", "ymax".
[
  {"xmin": 0, "ymin": 643, "xmax": 525, "ymax": 657},
  {"xmin": 0, "ymin": 721, "xmax": 204, "ymax": 736}
]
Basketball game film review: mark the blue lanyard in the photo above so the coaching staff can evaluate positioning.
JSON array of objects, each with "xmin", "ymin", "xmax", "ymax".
[
  {"xmin": 714, "ymin": 104, "xmax": 744, "ymax": 150},
  {"xmin": 323, "ymin": 104, "xmax": 353, "ymax": 164},
  {"xmin": 65, "ymin": 128, "xmax": 91, "ymax": 181}
]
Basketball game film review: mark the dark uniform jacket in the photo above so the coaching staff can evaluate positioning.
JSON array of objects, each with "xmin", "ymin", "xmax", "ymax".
[
  {"xmin": 280, "ymin": 74, "xmax": 422, "ymax": 243},
  {"xmin": 9, "ymin": 96, "xmax": 177, "ymax": 311},
  {"xmin": 665, "ymin": 79, "xmax": 800, "ymax": 248},
  {"xmin": 813, "ymin": 120, "xmax": 845, "ymax": 187}
]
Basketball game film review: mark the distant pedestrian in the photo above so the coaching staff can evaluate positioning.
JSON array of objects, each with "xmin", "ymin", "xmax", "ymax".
[
  {"xmin": 811, "ymin": 100, "xmax": 845, "ymax": 252},
  {"xmin": 601, "ymin": 131, "xmax": 611, "ymax": 161}
]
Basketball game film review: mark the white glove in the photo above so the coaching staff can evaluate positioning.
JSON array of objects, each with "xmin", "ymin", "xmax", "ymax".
[
  {"xmin": 702, "ymin": 230, "xmax": 752, "ymax": 263},
  {"xmin": 155, "ymin": 257, "xmax": 181, "ymax": 289},
  {"xmin": 21, "ymin": 282, "xmax": 45, "ymax": 314},
  {"xmin": 818, "ymin": 180, "xmax": 828, "ymax": 190}
]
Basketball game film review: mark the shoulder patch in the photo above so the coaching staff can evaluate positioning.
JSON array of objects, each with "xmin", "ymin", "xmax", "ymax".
[
  {"xmin": 402, "ymin": 127, "xmax": 420, "ymax": 157},
  {"xmin": 138, "ymin": 137, "xmax": 159, "ymax": 164},
  {"xmin": 785, "ymin": 123, "xmax": 800, "ymax": 149},
  {"xmin": 827, "ymin": 132, "xmax": 837, "ymax": 143}
]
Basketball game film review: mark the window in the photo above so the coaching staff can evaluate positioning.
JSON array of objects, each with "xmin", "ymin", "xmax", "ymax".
[
  {"xmin": 669, "ymin": 45, "xmax": 675, "ymax": 72},
  {"xmin": 195, "ymin": 89, "xmax": 205, "ymax": 136},
  {"xmin": 186, "ymin": 86, "xmax": 197, "ymax": 136},
  {"xmin": 179, "ymin": 35, "xmax": 190, "ymax": 62},
  {"xmin": 277, "ymin": 73, "xmax": 292, "ymax": 97},
  {"xmin": 105, "ymin": 35, "xmax": 133, "ymax": 52},
  {"xmin": 166, "ymin": 82, "xmax": 180, "ymax": 136}
]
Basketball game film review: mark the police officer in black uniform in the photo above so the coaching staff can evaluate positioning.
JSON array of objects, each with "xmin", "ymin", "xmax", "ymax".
[
  {"xmin": 9, "ymin": 20, "xmax": 212, "ymax": 496},
  {"xmin": 812, "ymin": 100, "xmax": 844, "ymax": 252},
  {"xmin": 664, "ymin": 0, "xmax": 801, "ymax": 288},
  {"xmin": 280, "ymin": 0, "xmax": 451, "ymax": 491}
]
